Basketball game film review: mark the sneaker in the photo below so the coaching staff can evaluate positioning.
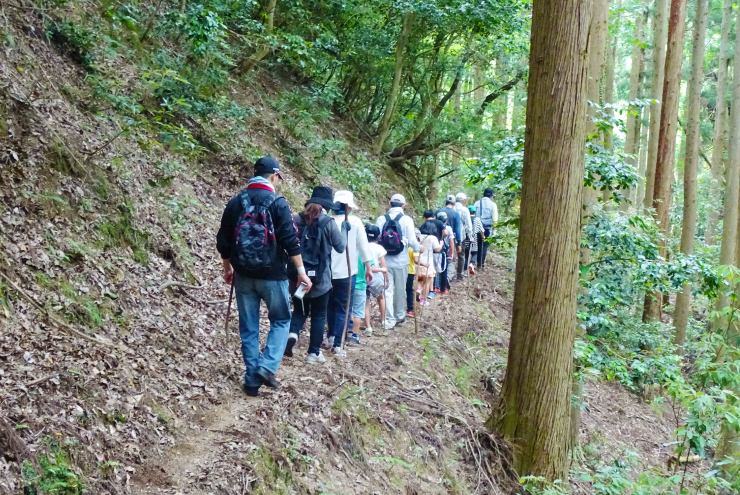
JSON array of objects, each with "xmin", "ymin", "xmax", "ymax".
[
  {"xmin": 307, "ymin": 351, "xmax": 326, "ymax": 364},
  {"xmin": 242, "ymin": 383, "xmax": 260, "ymax": 397},
  {"xmin": 428, "ymin": 292, "xmax": 435, "ymax": 299},
  {"xmin": 322, "ymin": 336, "xmax": 334, "ymax": 349},
  {"xmin": 406, "ymin": 311, "xmax": 414, "ymax": 317},
  {"xmin": 350, "ymin": 333, "xmax": 361, "ymax": 345},
  {"xmin": 256, "ymin": 368, "xmax": 280, "ymax": 389},
  {"xmin": 419, "ymin": 298, "xmax": 426, "ymax": 306},
  {"xmin": 435, "ymin": 289, "xmax": 440, "ymax": 293},
  {"xmin": 469, "ymin": 265, "xmax": 475, "ymax": 275},
  {"xmin": 365, "ymin": 327, "xmax": 373, "ymax": 337},
  {"xmin": 284, "ymin": 332, "xmax": 298, "ymax": 357},
  {"xmin": 382, "ymin": 321, "xmax": 395, "ymax": 330},
  {"xmin": 421, "ymin": 300, "xmax": 430, "ymax": 307},
  {"xmin": 440, "ymin": 290, "xmax": 449, "ymax": 295},
  {"xmin": 332, "ymin": 346, "xmax": 346, "ymax": 357}
]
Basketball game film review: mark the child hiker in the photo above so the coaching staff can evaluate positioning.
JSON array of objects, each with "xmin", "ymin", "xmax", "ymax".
[{"xmin": 363, "ymin": 225, "xmax": 389, "ymax": 335}]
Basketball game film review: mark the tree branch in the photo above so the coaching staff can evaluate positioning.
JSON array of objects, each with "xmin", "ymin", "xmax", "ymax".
[{"xmin": 477, "ymin": 68, "xmax": 527, "ymax": 115}]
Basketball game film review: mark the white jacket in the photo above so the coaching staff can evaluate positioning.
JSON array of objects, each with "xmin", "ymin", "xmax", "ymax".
[
  {"xmin": 330, "ymin": 214, "xmax": 372, "ymax": 279},
  {"xmin": 455, "ymin": 202, "xmax": 473, "ymax": 240},
  {"xmin": 376, "ymin": 207, "xmax": 421, "ymax": 269}
]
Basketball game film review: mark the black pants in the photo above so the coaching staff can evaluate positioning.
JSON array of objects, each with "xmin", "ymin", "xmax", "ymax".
[
  {"xmin": 439, "ymin": 263, "xmax": 451, "ymax": 292},
  {"xmin": 477, "ymin": 228, "xmax": 491, "ymax": 268},
  {"xmin": 406, "ymin": 273, "xmax": 415, "ymax": 312},
  {"xmin": 289, "ymin": 290, "xmax": 331, "ymax": 355},
  {"xmin": 457, "ymin": 239, "xmax": 471, "ymax": 278}
]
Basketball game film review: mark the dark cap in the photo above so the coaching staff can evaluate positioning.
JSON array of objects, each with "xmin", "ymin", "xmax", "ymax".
[
  {"xmin": 306, "ymin": 186, "xmax": 337, "ymax": 210},
  {"xmin": 254, "ymin": 156, "xmax": 283, "ymax": 179},
  {"xmin": 365, "ymin": 224, "xmax": 380, "ymax": 241}
]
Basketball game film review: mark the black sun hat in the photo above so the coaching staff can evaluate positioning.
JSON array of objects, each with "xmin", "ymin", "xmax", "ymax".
[{"xmin": 306, "ymin": 186, "xmax": 337, "ymax": 211}]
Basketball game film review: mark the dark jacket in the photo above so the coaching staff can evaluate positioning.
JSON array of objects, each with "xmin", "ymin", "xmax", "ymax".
[
  {"xmin": 292, "ymin": 212, "xmax": 347, "ymax": 298},
  {"xmin": 216, "ymin": 187, "xmax": 301, "ymax": 281},
  {"xmin": 435, "ymin": 207, "xmax": 462, "ymax": 243}
]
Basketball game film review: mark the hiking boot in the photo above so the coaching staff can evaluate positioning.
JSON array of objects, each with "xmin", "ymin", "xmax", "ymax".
[
  {"xmin": 242, "ymin": 383, "xmax": 260, "ymax": 397},
  {"xmin": 256, "ymin": 368, "xmax": 280, "ymax": 389},
  {"xmin": 284, "ymin": 332, "xmax": 298, "ymax": 357},
  {"xmin": 307, "ymin": 351, "xmax": 326, "ymax": 364},
  {"xmin": 364, "ymin": 327, "xmax": 373, "ymax": 337},
  {"xmin": 332, "ymin": 346, "xmax": 346, "ymax": 357},
  {"xmin": 350, "ymin": 333, "xmax": 361, "ymax": 345}
]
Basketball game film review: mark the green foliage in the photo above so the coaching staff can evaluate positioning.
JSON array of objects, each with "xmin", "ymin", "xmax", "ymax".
[
  {"xmin": 97, "ymin": 202, "xmax": 149, "ymax": 264},
  {"xmin": 23, "ymin": 442, "xmax": 84, "ymax": 495},
  {"xmin": 45, "ymin": 21, "xmax": 95, "ymax": 70}
]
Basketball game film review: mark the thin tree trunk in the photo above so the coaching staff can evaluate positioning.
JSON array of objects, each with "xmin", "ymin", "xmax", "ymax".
[
  {"xmin": 373, "ymin": 12, "xmax": 415, "ymax": 154},
  {"xmin": 673, "ymin": 0, "xmax": 707, "ymax": 351},
  {"xmin": 643, "ymin": 0, "xmax": 669, "ymax": 210},
  {"xmin": 603, "ymin": 32, "xmax": 616, "ymax": 151},
  {"xmin": 239, "ymin": 0, "xmax": 279, "ymax": 75},
  {"xmin": 489, "ymin": 0, "xmax": 591, "ymax": 469},
  {"xmin": 623, "ymin": 10, "xmax": 645, "ymax": 210},
  {"xmin": 706, "ymin": 0, "xmax": 733, "ymax": 246},
  {"xmin": 636, "ymin": 104, "xmax": 649, "ymax": 205},
  {"xmin": 714, "ymin": 6, "xmax": 740, "ymax": 330},
  {"xmin": 645, "ymin": 0, "xmax": 688, "ymax": 322}
]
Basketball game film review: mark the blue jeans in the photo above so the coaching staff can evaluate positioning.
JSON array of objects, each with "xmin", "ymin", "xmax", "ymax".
[
  {"xmin": 327, "ymin": 275, "xmax": 356, "ymax": 342},
  {"xmin": 234, "ymin": 274, "xmax": 291, "ymax": 387}
]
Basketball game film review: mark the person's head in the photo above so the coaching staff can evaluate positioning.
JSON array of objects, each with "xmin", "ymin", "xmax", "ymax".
[
  {"xmin": 390, "ymin": 193, "xmax": 406, "ymax": 210},
  {"xmin": 468, "ymin": 205, "xmax": 476, "ymax": 216},
  {"xmin": 366, "ymin": 224, "xmax": 381, "ymax": 243},
  {"xmin": 333, "ymin": 190, "xmax": 357, "ymax": 214},
  {"xmin": 303, "ymin": 186, "xmax": 335, "ymax": 223},
  {"xmin": 414, "ymin": 228, "xmax": 421, "ymax": 242},
  {"xmin": 456, "ymin": 192, "xmax": 467, "ymax": 205},
  {"xmin": 484, "ymin": 187, "xmax": 494, "ymax": 198},
  {"xmin": 423, "ymin": 209, "xmax": 434, "ymax": 219},
  {"xmin": 436, "ymin": 211, "xmax": 448, "ymax": 224},
  {"xmin": 445, "ymin": 194, "xmax": 455, "ymax": 207},
  {"xmin": 253, "ymin": 156, "xmax": 283, "ymax": 187}
]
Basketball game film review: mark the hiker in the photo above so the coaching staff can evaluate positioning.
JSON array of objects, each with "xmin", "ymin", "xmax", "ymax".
[
  {"xmin": 454, "ymin": 193, "xmax": 473, "ymax": 281},
  {"xmin": 405, "ymin": 232, "xmax": 420, "ymax": 316},
  {"xmin": 216, "ymin": 157, "xmax": 311, "ymax": 397},
  {"xmin": 362, "ymin": 224, "xmax": 389, "ymax": 335},
  {"xmin": 436, "ymin": 196, "xmax": 462, "ymax": 258},
  {"xmin": 468, "ymin": 205, "xmax": 484, "ymax": 273},
  {"xmin": 416, "ymin": 227, "xmax": 442, "ymax": 306},
  {"xmin": 474, "ymin": 188, "xmax": 498, "ymax": 270},
  {"xmin": 420, "ymin": 209, "xmax": 445, "ymax": 299},
  {"xmin": 376, "ymin": 194, "xmax": 421, "ymax": 329},
  {"xmin": 328, "ymin": 190, "xmax": 373, "ymax": 354},
  {"xmin": 285, "ymin": 186, "xmax": 348, "ymax": 364},
  {"xmin": 435, "ymin": 211, "xmax": 455, "ymax": 295}
]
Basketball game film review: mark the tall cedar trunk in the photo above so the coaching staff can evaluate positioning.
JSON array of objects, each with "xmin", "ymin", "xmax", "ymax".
[
  {"xmin": 451, "ymin": 83, "xmax": 462, "ymax": 168},
  {"xmin": 645, "ymin": 0, "xmax": 688, "ymax": 322},
  {"xmin": 706, "ymin": 0, "xmax": 733, "ymax": 246},
  {"xmin": 486, "ymin": 0, "xmax": 592, "ymax": 479},
  {"xmin": 571, "ymin": 0, "xmax": 607, "ymax": 450},
  {"xmin": 643, "ymin": 0, "xmax": 668, "ymax": 209},
  {"xmin": 373, "ymin": 12, "xmax": 414, "ymax": 154},
  {"xmin": 637, "ymin": 104, "xmax": 650, "ymax": 205},
  {"xmin": 601, "ymin": 29, "xmax": 617, "ymax": 204},
  {"xmin": 623, "ymin": 11, "xmax": 645, "ymax": 209},
  {"xmin": 713, "ymin": 6, "xmax": 740, "ymax": 329},
  {"xmin": 239, "ymin": 0, "xmax": 278, "ymax": 75},
  {"xmin": 673, "ymin": 0, "xmax": 707, "ymax": 351}
]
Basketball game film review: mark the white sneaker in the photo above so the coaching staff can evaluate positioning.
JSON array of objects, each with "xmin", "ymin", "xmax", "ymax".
[
  {"xmin": 307, "ymin": 351, "xmax": 326, "ymax": 364},
  {"xmin": 332, "ymin": 346, "xmax": 346, "ymax": 357},
  {"xmin": 382, "ymin": 321, "xmax": 395, "ymax": 330},
  {"xmin": 364, "ymin": 327, "xmax": 373, "ymax": 337}
]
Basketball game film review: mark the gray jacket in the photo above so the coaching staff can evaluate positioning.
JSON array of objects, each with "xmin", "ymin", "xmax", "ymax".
[{"xmin": 293, "ymin": 212, "xmax": 347, "ymax": 298}]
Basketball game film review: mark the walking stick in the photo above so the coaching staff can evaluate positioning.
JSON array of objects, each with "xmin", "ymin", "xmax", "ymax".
[
  {"xmin": 339, "ymin": 208, "xmax": 352, "ymax": 354},
  {"xmin": 225, "ymin": 277, "xmax": 235, "ymax": 340}
]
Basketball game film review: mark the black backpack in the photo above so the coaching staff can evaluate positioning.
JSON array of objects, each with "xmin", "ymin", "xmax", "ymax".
[
  {"xmin": 231, "ymin": 190, "xmax": 281, "ymax": 274},
  {"xmin": 288, "ymin": 214, "xmax": 332, "ymax": 283},
  {"xmin": 379, "ymin": 212, "xmax": 405, "ymax": 256}
]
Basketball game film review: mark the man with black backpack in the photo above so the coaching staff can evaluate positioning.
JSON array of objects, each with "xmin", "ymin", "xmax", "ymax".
[
  {"xmin": 375, "ymin": 194, "xmax": 420, "ymax": 329},
  {"xmin": 217, "ymin": 157, "xmax": 312, "ymax": 397}
]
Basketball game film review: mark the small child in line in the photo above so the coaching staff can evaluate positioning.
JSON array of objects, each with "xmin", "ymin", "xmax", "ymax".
[{"xmin": 363, "ymin": 225, "xmax": 389, "ymax": 335}]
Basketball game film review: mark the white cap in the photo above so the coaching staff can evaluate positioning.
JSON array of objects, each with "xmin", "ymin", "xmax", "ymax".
[
  {"xmin": 390, "ymin": 193, "xmax": 406, "ymax": 205},
  {"xmin": 456, "ymin": 192, "xmax": 467, "ymax": 202},
  {"xmin": 333, "ymin": 190, "xmax": 357, "ymax": 209},
  {"xmin": 446, "ymin": 194, "xmax": 456, "ymax": 203}
]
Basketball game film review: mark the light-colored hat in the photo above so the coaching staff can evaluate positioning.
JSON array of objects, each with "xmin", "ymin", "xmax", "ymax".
[
  {"xmin": 334, "ymin": 190, "xmax": 357, "ymax": 209},
  {"xmin": 446, "ymin": 194, "xmax": 456, "ymax": 203},
  {"xmin": 456, "ymin": 192, "xmax": 467, "ymax": 202},
  {"xmin": 390, "ymin": 193, "xmax": 406, "ymax": 205}
]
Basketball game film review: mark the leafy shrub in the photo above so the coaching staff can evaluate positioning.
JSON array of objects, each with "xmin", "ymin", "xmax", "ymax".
[
  {"xmin": 23, "ymin": 442, "xmax": 83, "ymax": 495},
  {"xmin": 46, "ymin": 21, "xmax": 95, "ymax": 69}
]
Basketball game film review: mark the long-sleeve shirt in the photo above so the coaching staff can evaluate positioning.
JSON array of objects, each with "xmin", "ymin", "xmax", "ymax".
[
  {"xmin": 376, "ymin": 207, "xmax": 421, "ymax": 269},
  {"xmin": 470, "ymin": 217, "xmax": 484, "ymax": 252},
  {"xmin": 330, "ymin": 214, "xmax": 372, "ymax": 279},
  {"xmin": 474, "ymin": 197, "xmax": 499, "ymax": 228},
  {"xmin": 455, "ymin": 202, "xmax": 473, "ymax": 241}
]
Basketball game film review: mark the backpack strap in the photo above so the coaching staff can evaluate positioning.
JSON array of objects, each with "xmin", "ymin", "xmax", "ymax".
[{"xmin": 383, "ymin": 213, "xmax": 392, "ymax": 230}]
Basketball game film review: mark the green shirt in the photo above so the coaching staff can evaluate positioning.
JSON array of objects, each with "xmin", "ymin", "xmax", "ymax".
[{"xmin": 355, "ymin": 256, "xmax": 374, "ymax": 289}]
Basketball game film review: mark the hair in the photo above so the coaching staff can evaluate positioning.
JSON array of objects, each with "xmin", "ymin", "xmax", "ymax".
[
  {"xmin": 419, "ymin": 221, "xmax": 437, "ymax": 236},
  {"xmin": 484, "ymin": 187, "xmax": 494, "ymax": 198},
  {"xmin": 423, "ymin": 209, "xmax": 434, "ymax": 219},
  {"xmin": 301, "ymin": 203, "xmax": 323, "ymax": 224},
  {"xmin": 445, "ymin": 199, "xmax": 454, "ymax": 206},
  {"xmin": 390, "ymin": 201, "xmax": 404, "ymax": 208},
  {"xmin": 254, "ymin": 172, "xmax": 274, "ymax": 179}
]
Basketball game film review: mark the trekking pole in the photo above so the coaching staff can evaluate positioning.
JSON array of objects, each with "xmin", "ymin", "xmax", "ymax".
[
  {"xmin": 224, "ymin": 277, "xmax": 235, "ymax": 341},
  {"xmin": 339, "ymin": 207, "xmax": 352, "ymax": 354}
]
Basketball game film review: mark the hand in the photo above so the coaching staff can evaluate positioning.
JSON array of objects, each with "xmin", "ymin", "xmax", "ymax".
[
  {"xmin": 223, "ymin": 262, "xmax": 234, "ymax": 285},
  {"xmin": 457, "ymin": 246, "xmax": 462, "ymax": 253},
  {"xmin": 341, "ymin": 221, "xmax": 351, "ymax": 232},
  {"xmin": 297, "ymin": 273, "xmax": 313, "ymax": 293},
  {"xmin": 384, "ymin": 275, "xmax": 390, "ymax": 290},
  {"xmin": 365, "ymin": 270, "xmax": 373, "ymax": 286}
]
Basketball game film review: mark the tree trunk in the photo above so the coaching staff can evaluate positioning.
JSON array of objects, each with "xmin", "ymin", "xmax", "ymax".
[
  {"xmin": 643, "ymin": 0, "xmax": 669, "ymax": 210},
  {"xmin": 636, "ymin": 104, "xmax": 649, "ymax": 205},
  {"xmin": 239, "ymin": 0, "xmax": 279, "ymax": 75},
  {"xmin": 706, "ymin": 0, "xmax": 733, "ymax": 246},
  {"xmin": 714, "ymin": 6, "xmax": 740, "ymax": 329},
  {"xmin": 673, "ymin": 0, "xmax": 707, "ymax": 351},
  {"xmin": 603, "ymin": 31, "xmax": 616, "ymax": 151},
  {"xmin": 373, "ymin": 12, "xmax": 415, "ymax": 154},
  {"xmin": 486, "ymin": 0, "xmax": 592, "ymax": 480},
  {"xmin": 644, "ymin": 0, "xmax": 686, "ymax": 322},
  {"xmin": 623, "ymin": 10, "xmax": 645, "ymax": 209}
]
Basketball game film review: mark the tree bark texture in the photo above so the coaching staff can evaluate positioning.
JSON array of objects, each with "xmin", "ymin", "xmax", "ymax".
[
  {"xmin": 488, "ymin": 0, "xmax": 591, "ymax": 480},
  {"xmin": 673, "ymin": 0, "xmax": 707, "ymax": 351},
  {"xmin": 623, "ymin": 10, "xmax": 645, "ymax": 208},
  {"xmin": 643, "ymin": 0, "xmax": 668, "ymax": 209},
  {"xmin": 373, "ymin": 11, "xmax": 415, "ymax": 154},
  {"xmin": 239, "ymin": 0, "xmax": 279, "ymax": 75},
  {"xmin": 706, "ymin": 0, "xmax": 733, "ymax": 246},
  {"xmin": 714, "ymin": 5, "xmax": 740, "ymax": 328}
]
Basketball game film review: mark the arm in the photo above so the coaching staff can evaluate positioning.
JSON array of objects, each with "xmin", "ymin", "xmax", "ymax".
[
  {"xmin": 379, "ymin": 255, "xmax": 390, "ymax": 288},
  {"xmin": 217, "ymin": 197, "xmax": 240, "ymax": 284},
  {"xmin": 355, "ymin": 218, "xmax": 373, "ymax": 284},
  {"xmin": 404, "ymin": 217, "xmax": 421, "ymax": 252},
  {"xmin": 328, "ymin": 217, "xmax": 348, "ymax": 253},
  {"xmin": 274, "ymin": 199, "xmax": 312, "ymax": 290},
  {"xmin": 492, "ymin": 202, "xmax": 499, "ymax": 224}
]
